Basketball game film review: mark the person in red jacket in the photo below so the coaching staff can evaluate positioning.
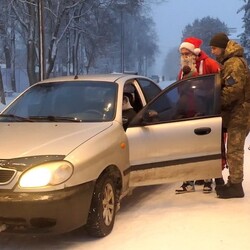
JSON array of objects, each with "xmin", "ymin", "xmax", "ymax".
[
  {"xmin": 178, "ymin": 37, "xmax": 219, "ymax": 80},
  {"xmin": 175, "ymin": 37, "xmax": 225, "ymax": 194}
]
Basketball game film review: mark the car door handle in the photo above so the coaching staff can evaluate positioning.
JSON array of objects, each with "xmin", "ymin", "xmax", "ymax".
[{"xmin": 194, "ymin": 127, "xmax": 211, "ymax": 135}]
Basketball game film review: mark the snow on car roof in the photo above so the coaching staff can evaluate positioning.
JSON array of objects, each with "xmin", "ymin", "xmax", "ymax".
[{"xmin": 38, "ymin": 73, "xmax": 141, "ymax": 84}]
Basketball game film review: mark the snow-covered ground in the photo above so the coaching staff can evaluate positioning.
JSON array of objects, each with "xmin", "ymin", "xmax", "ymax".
[{"xmin": 0, "ymin": 95, "xmax": 250, "ymax": 250}]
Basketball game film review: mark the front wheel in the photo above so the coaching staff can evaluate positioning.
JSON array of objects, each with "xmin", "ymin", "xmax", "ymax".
[{"xmin": 86, "ymin": 173, "xmax": 117, "ymax": 237}]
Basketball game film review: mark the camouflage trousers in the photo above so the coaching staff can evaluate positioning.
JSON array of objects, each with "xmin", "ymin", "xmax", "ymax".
[{"xmin": 226, "ymin": 121, "xmax": 249, "ymax": 184}]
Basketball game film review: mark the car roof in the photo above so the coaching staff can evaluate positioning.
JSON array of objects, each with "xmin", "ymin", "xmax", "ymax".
[{"xmin": 38, "ymin": 73, "xmax": 144, "ymax": 85}]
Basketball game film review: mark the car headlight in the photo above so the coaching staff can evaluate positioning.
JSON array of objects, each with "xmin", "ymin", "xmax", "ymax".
[{"xmin": 19, "ymin": 161, "xmax": 73, "ymax": 188}]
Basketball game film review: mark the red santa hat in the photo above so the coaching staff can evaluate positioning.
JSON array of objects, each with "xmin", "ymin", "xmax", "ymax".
[{"xmin": 179, "ymin": 37, "xmax": 203, "ymax": 55}]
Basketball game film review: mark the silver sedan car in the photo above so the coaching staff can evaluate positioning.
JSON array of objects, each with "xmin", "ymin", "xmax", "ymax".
[{"xmin": 0, "ymin": 73, "xmax": 222, "ymax": 237}]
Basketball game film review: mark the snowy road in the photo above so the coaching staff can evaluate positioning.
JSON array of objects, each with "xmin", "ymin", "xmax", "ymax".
[{"xmin": 1, "ymin": 136, "xmax": 250, "ymax": 250}]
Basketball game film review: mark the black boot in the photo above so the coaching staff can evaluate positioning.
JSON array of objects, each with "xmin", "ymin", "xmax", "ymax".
[
  {"xmin": 215, "ymin": 177, "xmax": 228, "ymax": 192},
  {"xmin": 215, "ymin": 177, "xmax": 225, "ymax": 187},
  {"xmin": 216, "ymin": 182, "xmax": 244, "ymax": 199},
  {"xmin": 215, "ymin": 182, "xmax": 229, "ymax": 193}
]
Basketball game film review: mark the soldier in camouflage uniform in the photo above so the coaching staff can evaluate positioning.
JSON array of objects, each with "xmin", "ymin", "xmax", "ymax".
[{"xmin": 209, "ymin": 32, "xmax": 250, "ymax": 199}]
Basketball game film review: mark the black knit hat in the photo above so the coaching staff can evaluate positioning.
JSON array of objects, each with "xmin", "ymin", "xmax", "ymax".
[{"xmin": 209, "ymin": 32, "xmax": 229, "ymax": 49}]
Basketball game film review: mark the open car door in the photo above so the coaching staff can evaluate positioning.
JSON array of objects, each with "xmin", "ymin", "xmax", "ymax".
[{"xmin": 126, "ymin": 74, "xmax": 223, "ymax": 187}]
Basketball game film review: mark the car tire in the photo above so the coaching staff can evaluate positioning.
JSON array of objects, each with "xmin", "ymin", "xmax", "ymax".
[{"xmin": 85, "ymin": 172, "xmax": 117, "ymax": 237}]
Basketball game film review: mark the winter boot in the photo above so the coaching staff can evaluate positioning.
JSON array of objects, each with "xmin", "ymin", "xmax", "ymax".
[
  {"xmin": 215, "ymin": 182, "xmax": 229, "ymax": 194},
  {"xmin": 175, "ymin": 181, "xmax": 195, "ymax": 194},
  {"xmin": 215, "ymin": 177, "xmax": 225, "ymax": 187},
  {"xmin": 216, "ymin": 182, "xmax": 244, "ymax": 199},
  {"xmin": 203, "ymin": 181, "xmax": 212, "ymax": 193},
  {"xmin": 215, "ymin": 177, "xmax": 230, "ymax": 193}
]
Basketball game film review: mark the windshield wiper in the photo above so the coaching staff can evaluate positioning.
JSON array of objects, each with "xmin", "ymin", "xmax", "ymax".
[
  {"xmin": 29, "ymin": 115, "xmax": 82, "ymax": 122},
  {"xmin": 0, "ymin": 114, "xmax": 34, "ymax": 122}
]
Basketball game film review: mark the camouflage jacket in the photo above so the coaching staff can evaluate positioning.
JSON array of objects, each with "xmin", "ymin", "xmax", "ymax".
[{"xmin": 216, "ymin": 40, "xmax": 250, "ymax": 127}]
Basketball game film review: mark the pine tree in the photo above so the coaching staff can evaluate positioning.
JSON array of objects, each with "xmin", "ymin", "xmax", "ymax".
[
  {"xmin": 239, "ymin": 0, "xmax": 250, "ymax": 63},
  {"xmin": 181, "ymin": 16, "xmax": 229, "ymax": 57}
]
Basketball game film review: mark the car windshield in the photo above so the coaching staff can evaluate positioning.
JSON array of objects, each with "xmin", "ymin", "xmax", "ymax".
[{"xmin": 0, "ymin": 81, "xmax": 118, "ymax": 122}]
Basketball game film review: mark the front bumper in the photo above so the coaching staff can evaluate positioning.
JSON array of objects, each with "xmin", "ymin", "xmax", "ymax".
[{"xmin": 0, "ymin": 181, "xmax": 95, "ymax": 234}]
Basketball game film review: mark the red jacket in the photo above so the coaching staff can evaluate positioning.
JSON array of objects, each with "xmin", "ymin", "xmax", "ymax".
[{"xmin": 178, "ymin": 51, "xmax": 219, "ymax": 80}]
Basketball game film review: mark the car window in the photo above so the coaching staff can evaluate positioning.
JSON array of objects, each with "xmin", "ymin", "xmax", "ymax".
[
  {"xmin": 136, "ymin": 78, "xmax": 161, "ymax": 102},
  {"xmin": 123, "ymin": 82, "xmax": 144, "ymax": 113},
  {"xmin": 132, "ymin": 74, "xmax": 220, "ymax": 125},
  {"xmin": 2, "ymin": 81, "xmax": 118, "ymax": 122}
]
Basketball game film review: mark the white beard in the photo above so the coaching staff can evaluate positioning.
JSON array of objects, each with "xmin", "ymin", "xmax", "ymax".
[{"xmin": 180, "ymin": 55, "xmax": 197, "ymax": 72}]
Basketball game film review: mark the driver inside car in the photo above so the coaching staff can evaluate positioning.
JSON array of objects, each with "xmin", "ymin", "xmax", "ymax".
[{"xmin": 122, "ymin": 94, "xmax": 136, "ymax": 129}]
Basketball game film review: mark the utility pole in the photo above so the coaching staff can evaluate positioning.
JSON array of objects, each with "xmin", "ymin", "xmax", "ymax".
[
  {"xmin": 117, "ymin": 1, "xmax": 126, "ymax": 73},
  {"xmin": 120, "ymin": 10, "xmax": 125, "ymax": 73},
  {"xmin": 11, "ymin": 15, "xmax": 16, "ymax": 92},
  {"xmin": 38, "ymin": 0, "xmax": 45, "ymax": 80}
]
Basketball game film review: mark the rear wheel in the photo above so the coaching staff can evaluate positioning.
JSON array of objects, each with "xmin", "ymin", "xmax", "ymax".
[{"xmin": 86, "ymin": 173, "xmax": 117, "ymax": 237}]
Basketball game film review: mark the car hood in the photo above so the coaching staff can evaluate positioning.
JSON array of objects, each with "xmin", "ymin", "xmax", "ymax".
[{"xmin": 0, "ymin": 122, "xmax": 112, "ymax": 158}]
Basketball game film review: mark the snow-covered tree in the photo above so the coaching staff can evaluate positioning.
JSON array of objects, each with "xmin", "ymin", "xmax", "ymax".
[
  {"xmin": 162, "ymin": 47, "xmax": 179, "ymax": 81},
  {"xmin": 181, "ymin": 16, "xmax": 229, "ymax": 56},
  {"xmin": 2, "ymin": 0, "xmax": 158, "ymax": 85},
  {"xmin": 238, "ymin": 0, "xmax": 250, "ymax": 63}
]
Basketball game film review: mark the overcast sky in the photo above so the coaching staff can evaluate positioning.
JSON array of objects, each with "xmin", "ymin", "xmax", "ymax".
[{"xmin": 150, "ymin": 0, "xmax": 245, "ymax": 75}]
